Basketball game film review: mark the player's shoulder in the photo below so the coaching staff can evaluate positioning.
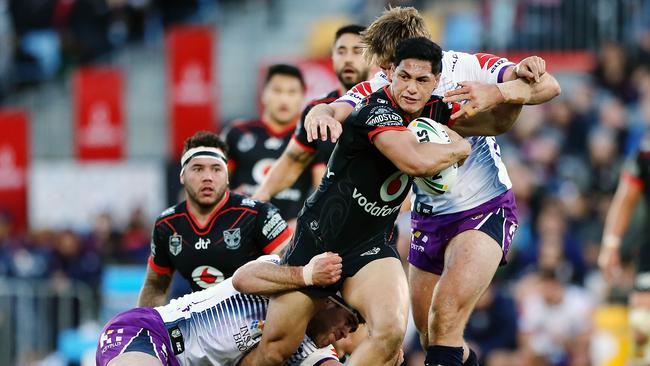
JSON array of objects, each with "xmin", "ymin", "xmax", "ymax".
[
  {"xmin": 352, "ymin": 88, "xmax": 404, "ymax": 126},
  {"xmin": 228, "ymin": 192, "xmax": 272, "ymax": 213},
  {"xmin": 154, "ymin": 202, "xmax": 184, "ymax": 223}
]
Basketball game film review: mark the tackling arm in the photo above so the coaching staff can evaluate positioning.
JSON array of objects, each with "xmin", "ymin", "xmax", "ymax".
[
  {"xmin": 137, "ymin": 266, "xmax": 172, "ymax": 307},
  {"xmin": 304, "ymin": 103, "xmax": 354, "ymax": 143},
  {"xmin": 445, "ymin": 57, "xmax": 561, "ymax": 136},
  {"xmin": 232, "ymin": 252, "xmax": 343, "ymax": 296}
]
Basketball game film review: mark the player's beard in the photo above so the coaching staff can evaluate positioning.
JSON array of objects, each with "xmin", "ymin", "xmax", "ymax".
[
  {"xmin": 186, "ymin": 183, "xmax": 228, "ymax": 211},
  {"xmin": 337, "ymin": 67, "xmax": 369, "ymax": 91}
]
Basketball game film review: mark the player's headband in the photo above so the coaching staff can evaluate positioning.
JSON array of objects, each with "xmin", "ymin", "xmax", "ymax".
[{"xmin": 180, "ymin": 147, "xmax": 228, "ymax": 175}]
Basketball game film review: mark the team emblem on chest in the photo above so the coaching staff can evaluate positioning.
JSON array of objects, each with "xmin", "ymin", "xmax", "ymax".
[
  {"xmin": 169, "ymin": 233, "xmax": 183, "ymax": 256},
  {"xmin": 223, "ymin": 228, "xmax": 241, "ymax": 250}
]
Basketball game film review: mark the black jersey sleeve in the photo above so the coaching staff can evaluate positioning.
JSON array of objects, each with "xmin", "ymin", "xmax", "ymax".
[
  {"xmin": 148, "ymin": 224, "xmax": 174, "ymax": 275},
  {"xmin": 254, "ymin": 201, "xmax": 293, "ymax": 254},
  {"xmin": 356, "ymin": 103, "xmax": 407, "ymax": 143}
]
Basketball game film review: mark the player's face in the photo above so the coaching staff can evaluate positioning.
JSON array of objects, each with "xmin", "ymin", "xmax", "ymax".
[
  {"xmin": 306, "ymin": 303, "xmax": 359, "ymax": 348},
  {"xmin": 332, "ymin": 33, "xmax": 369, "ymax": 90},
  {"xmin": 262, "ymin": 75, "xmax": 304, "ymax": 126},
  {"xmin": 390, "ymin": 58, "xmax": 440, "ymax": 116},
  {"xmin": 181, "ymin": 157, "xmax": 228, "ymax": 209}
]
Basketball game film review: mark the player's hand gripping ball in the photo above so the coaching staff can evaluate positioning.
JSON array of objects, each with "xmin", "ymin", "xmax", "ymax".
[{"xmin": 407, "ymin": 117, "xmax": 458, "ymax": 195}]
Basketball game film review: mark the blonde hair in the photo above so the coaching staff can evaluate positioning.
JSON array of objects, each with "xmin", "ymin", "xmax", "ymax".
[{"xmin": 361, "ymin": 6, "xmax": 431, "ymax": 68}]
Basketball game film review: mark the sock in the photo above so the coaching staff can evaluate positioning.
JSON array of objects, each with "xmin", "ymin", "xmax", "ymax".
[
  {"xmin": 462, "ymin": 349, "xmax": 478, "ymax": 366},
  {"xmin": 424, "ymin": 345, "xmax": 464, "ymax": 366}
]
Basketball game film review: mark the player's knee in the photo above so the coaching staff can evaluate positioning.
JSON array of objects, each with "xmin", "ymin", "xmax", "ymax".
[
  {"xmin": 371, "ymin": 320, "xmax": 406, "ymax": 355},
  {"xmin": 432, "ymin": 287, "xmax": 474, "ymax": 315}
]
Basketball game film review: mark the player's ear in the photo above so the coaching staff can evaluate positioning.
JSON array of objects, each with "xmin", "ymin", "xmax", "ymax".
[{"xmin": 179, "ymin": 172, "xmax": 185, "ymax": 185}]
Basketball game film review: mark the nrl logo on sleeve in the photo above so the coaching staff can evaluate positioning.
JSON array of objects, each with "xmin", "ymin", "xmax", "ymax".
[
  {"xmin": 169, "ymin": 233, "xmax": 182, "ymax": 256},
  {"xmin": 223, "ymin": 228, "xmax": 241, "ymax": 250}
]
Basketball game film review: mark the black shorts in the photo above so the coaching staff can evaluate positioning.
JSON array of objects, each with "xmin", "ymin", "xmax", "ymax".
[{"xmin": 282, "ymin": 213, "xmax": 399, "ymax": 297}]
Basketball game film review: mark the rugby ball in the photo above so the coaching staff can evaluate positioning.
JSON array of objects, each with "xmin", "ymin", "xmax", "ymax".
[{"xmin": 407, "ymin": 117, "xmax": 458, "ymax": 195}]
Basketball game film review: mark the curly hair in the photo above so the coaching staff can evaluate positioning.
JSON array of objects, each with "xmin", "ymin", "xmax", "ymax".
[
  {"xmin": 182, "ymin": 131, "xmax": 229, "ymax": 158},
  {"xmin": 361, "ymin": 6, "xmax": 430, "ymax": 68}
]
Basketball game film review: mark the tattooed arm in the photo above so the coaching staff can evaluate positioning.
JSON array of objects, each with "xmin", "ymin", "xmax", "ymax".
[
  {"xmin": 253, "ymin": 139, "xmax": 316, "ymax": 202},
  {"xmin": 137, "ymin": 266, "xmax": 172, "ymax": 307}
]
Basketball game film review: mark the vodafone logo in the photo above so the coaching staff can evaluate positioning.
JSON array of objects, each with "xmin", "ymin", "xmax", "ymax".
[
  {"xmin": 252, "ymin": 158, "xmax": 276, "ymax": 184},
  {"xmin": 191, "ymin": 265, "xmax": 224, "ymax": 288},
  {"xmin": 380, "ymin": 171, "xmax": 409, "ymax": 202}
]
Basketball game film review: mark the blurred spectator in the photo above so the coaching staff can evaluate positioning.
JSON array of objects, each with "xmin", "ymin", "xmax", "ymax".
[
  {"xmin": 52, "ymin": 230, "xmax": 102, "ymax": 288},
  {"xmin": 586, "ymin": 126, "xmax": 622, "ymax": 194},
  {"xmin": 119, "ymin": 207, "xmax": 150, "ymax": 263},
  {"xmin": 518, "ymin": 269, "xmax": 595, "ymax": 366},
  {"xmin": 593, "ymin": 41, "xmax": 638, "ymax": 104},
  {"xmin": 87, "ymin": 212, "xmax": 122, "ymax": 262},
  {"xmin": 464, "ymin": 284, "xmax": 518, "ymax": 365},
  {"xmin": 6, "ymin": 229, "xmax": 55, "ymax": 279}
]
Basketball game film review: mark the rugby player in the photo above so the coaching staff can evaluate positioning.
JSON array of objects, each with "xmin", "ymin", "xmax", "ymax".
[
  {"xmin": 254, "ymin": 24, "xmax": 370, "ymax": 202},
  {"xmin": 138, "ymin": 131, "xmax": 293, "ymax": 306},
  {"xmin": 97, "ymin": 253, "xmax": 353, "ymax": 366},
  {"xmin": 222, "ymin": 64, "xmax": 312, "ymax": 222},
  {"xmin": 239, "ymin": 37, "xmax": 470, "ymax": 366},
  {"xmin": 598, "ymin": 133, "xmax": 650, "ymax": 363},
  {"xmin": 303, "ymin": 7, "xmax": 560, "ymax": 366}
]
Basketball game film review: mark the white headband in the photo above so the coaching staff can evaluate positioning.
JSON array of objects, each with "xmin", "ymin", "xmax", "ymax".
[{"xmin": 180, "ymin": 147, "xmax": 228, "ymax": 176}]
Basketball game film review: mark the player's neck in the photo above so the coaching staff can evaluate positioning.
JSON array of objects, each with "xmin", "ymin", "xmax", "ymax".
[
  {"xmin": 261, "ymin": 114, "xmax": 296, "ymax": 134},
  {"xmin": 186, "ymin": 193, "xmax": 228, "ymax": 227}
]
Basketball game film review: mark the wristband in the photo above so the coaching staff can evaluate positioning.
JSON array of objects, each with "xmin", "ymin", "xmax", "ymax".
[
  {"xmin": 303, "ymin": 263, "xmax": 314, "ymax": 286},
  {"xmin": 603, "ymin": 235, "xmax": 621, "ymax": 249}
]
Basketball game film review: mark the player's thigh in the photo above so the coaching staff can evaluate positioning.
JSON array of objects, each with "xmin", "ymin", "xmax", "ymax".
[
  {"xmin": 342, "ymin": 257, "xmax": 409, "ymax": 332},
  {"xmin": 408, "ymin": 264, "xmax": 439, "ymax": 332},
  {"xmin": 262, "ymin": 291, "xmax": 318, "ymax": 348},
  {"xmin": 438, "ymin": 229, "xmax": 502, "ymax": 305},
  {"xmin": 108, "ymin": 352, "xmax": 162, "ymax": 366}
]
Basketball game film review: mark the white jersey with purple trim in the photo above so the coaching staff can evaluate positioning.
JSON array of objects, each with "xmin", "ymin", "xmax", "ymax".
[
  {"xmin": 337, "ymin": 50, "xmax": 514, "ymax": 215},
  {"xmin": 155, "ymin": 255, "xmax": 338, "ymax": 366}
]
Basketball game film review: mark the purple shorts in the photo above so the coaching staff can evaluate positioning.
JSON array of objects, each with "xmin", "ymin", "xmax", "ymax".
[
  {"xmin": 408, "ymin": 190, "xmax": 518, "ymax": 275},
  {"xmin": 96, "ymin": 307, "xmax": 179, "ymax": 366}
]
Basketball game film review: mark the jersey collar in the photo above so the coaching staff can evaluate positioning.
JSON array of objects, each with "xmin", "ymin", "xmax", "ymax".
[{"xmin": 185, "ymin": 191, "xmax": 231, "ymax": 230}]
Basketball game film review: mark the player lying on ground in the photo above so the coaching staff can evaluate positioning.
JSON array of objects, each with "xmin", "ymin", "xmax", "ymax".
[{"xmin": 97, "ymin": 252, "xmax": 356, "ymax": 366}]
